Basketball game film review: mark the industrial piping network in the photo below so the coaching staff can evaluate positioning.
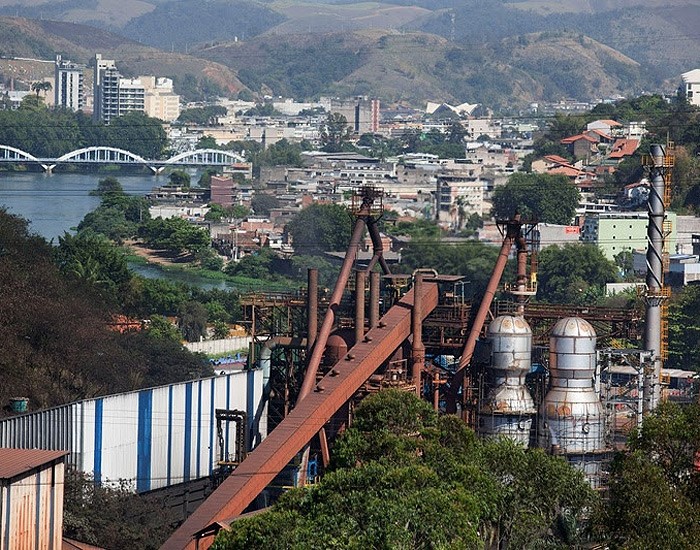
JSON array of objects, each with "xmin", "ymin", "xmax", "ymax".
[{"xmin": 163, "ymin": 149, "xmax": 673, "ymax": 547}]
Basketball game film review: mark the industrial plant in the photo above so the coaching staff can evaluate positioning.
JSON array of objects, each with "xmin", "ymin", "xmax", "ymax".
[{"xmin": 157, "ymin": 143, "xmax": 683, "ymax": 549}]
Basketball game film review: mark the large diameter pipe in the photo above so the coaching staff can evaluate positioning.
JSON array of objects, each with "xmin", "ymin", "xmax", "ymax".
[
  {"xmin": 355, "ymin": 269, "xmax": 366, "ymax": 345},
  {"xmin": 369, "ymin": 270, "xmax": 381, "ymax": 329},
  {"xmin": 307, "ymin": 268, "xmax": 318, "ymax": 353},
  {"xmin": 411, "ymin": 273, "xmax": 425, "ymax": 396},
  {"xmin": 366, "ymin": 220, "xmax": 391, "ymax": 274},
  {"xmin": 298, "ymin": 217, "xmax": 367, "ymax": 402},
  {"xmin": 644, "ymin": 144, "xmax": 666, "ymax": 412},
  {"xmin": 453, "ymin": 219, "xmax": 519, "ymax": 379}
]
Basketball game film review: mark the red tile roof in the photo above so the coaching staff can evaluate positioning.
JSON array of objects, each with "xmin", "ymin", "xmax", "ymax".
[
  {"xmin": 549, "ymin": 166, "xmax": 584, "ymax": 177},
  {"xmin": 543, "ymin": 154, "xmax": 572, "ymax": 166},
  {"xmin": 561, "ymin": 133, "xmax": 597, "ymax": 144},
  {"xmin": 586, "ymin": 129, "xmax": 613, "ymax": 140},
  {"xmin": 609, "ymin": 139, "xmax": 640, "ymax": 159},
  {"xmin": 594, "ymin": 119, "xmax": 622, "ymax": 127},
  {"xmin": 0, "ymin": 448, "xmax": 68, "ymax": 480}
]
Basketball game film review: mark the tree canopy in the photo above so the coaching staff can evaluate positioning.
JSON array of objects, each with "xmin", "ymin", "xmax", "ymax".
[
  {"xmin": 491, "ymin": 172, "xmax": 580, "ymax": 224},
  {"xmin": 214, "ymin": 390, "xmax": 594, "ymax": 550},
  {"xmin": 286, "ymin": 203, "xmax": 352, "ymax": 255},
  {"xmin": 537, "ymin": 243, "xmax": 619, "ymax": 304}
]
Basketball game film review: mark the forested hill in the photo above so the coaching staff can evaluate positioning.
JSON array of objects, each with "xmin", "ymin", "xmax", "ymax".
[
  {"xmin": 196, "ymin": 29, "xmax": 643, "ymax": 109},
  {"xmin": 0, "ymin": 0, "xmax": 698, "ymax": 106},
  {"xmin": 0, "ymin": 209, "xmax": 207, "ymax": 412}
]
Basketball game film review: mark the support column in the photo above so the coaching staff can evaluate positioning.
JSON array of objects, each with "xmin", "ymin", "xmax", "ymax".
[
  {"xmin": 411, "ymin": 273, "xmax": 425, "ymax": 396},
  {"xmin": 369, "ymin": 270, "xmax": 380, "ymax": 329},
  {"xmin": 354, "ymin": 269, "xmax": 366, "ymax": 345},
  {"xmin": 307, "ymin": 268, "xmax": 318, "ymax": 354}
]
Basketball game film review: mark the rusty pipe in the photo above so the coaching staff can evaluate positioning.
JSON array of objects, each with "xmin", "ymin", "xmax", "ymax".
[
  {"xmin": 411, "ymin": 273, "xmax": 424, "ymax": 396},
  {"xmin": 355, "ymin": 269, "xmax": 366, "ymax": 345},
  {"xmin": 450, "ymin": 216, "xmax": 521, "ymax": 393},
  {"xmin": 366, "ymin": 219, "xmax": 391, "ymax": 274},
  {"xmin": 515, "ymin": 234, "xmax": 528, "ymax": 316},
  {"xmin": 307, "ymin": 268, "xmax": 318, "ymax": 353},
  {"xmin": 298, "ymin": 216, "xmax": 367, "ymax": 401},
  {"xmin": 369, "ymin": 270, "xmax": 380, "ymax": 329}
]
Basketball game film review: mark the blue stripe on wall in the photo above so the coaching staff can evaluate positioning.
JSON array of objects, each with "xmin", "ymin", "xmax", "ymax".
[
  {"xmin": 196, "ymin": 381, "xmax": 202, "ymax": 476},
  {"xmin": 247, "ymin": 370, "xmax": 255, "ymax": 452},
  {"xmin": 183, "ymin": 382, "xmax": 193, "ymax": 482},
  {"xmin": 209, "ymin": 380, "xmax": 215, "ymax": 474},
  {"xmin": 167, "ymin": 385, "xmax": 173, "ymax": 486},
  {"xmin": 94, "ymin": 399, "xmax": 103, "ymax": 484},
  {"xmin": 137, "ymin": 389, "xmax": 153, "ymax": 492}
]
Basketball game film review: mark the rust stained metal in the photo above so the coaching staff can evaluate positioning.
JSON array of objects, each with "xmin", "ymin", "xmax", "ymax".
[{"xmin": 162, "ymin": 282, "xmax": 439, "ymax": 550}]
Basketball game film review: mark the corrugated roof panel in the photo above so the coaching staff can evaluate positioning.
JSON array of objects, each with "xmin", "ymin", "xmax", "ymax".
[{"xmin": 0, "ymin": 448, "xmax": 67, "ymax": 480}]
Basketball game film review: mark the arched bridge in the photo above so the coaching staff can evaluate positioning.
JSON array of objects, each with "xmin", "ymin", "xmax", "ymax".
[{"xmin": 0, "ymin": 145, "xmax": 246, "ymax": 174}]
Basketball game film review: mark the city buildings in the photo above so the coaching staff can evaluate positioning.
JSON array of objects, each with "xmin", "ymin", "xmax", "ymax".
[
  {"xmin": 54, "ymin": 55, "xmax": 84, "ymax": 112},
  {"xmin": 93, "ymin": 54, "xmax": 180, "ymax": 123}
]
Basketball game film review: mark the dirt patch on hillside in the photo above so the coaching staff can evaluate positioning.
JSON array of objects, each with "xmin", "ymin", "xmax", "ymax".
[{"xmin": 126, "ymin": 241, "xmax": 194, "ymax": 266}]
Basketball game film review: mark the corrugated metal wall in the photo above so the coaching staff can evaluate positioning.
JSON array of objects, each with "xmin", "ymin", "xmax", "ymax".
[
  {"xmin": 0, "ymin": 461, "xmax": 64, "ymax": 550},
  {"xmin": 0, "ymin": 371, "xmax": 265, "ymax": 493}
]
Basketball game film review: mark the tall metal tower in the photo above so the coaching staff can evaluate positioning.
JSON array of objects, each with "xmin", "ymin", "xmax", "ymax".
[{"xmin": 641, "ymin": 143, "xmax": 674, "ymax": 412}]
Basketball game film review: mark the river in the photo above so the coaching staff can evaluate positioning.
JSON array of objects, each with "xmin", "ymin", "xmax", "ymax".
[{"xmin": 0, "ymin": 170, "xmax": 236, "ymax": 290}]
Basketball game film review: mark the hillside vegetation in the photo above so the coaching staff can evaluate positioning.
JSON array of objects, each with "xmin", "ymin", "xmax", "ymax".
[
  {"xmin": 197, "ymin": 29, "xmax": 643, "ymax": 107},
  {"xmin": 0, "ymin": 0, "xmax": 696, "ymax": 106}
]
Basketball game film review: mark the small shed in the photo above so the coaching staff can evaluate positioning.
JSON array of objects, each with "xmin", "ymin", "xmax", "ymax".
[{"xmin": 0, "ymin": 448, "xmax": 68, "ymax": 550}]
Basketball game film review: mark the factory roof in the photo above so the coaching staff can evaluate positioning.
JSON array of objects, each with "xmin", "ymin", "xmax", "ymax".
[{"xmin": 0, "ymin": 448, "xmax": 68, "ymax": 480}]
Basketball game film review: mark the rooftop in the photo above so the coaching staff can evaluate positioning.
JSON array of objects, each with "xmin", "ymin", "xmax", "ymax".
[{"xmin": 0, "ymin": 447, "xmax": 68, "ymax": 480}]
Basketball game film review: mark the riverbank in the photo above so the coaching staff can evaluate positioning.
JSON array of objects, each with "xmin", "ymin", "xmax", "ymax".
[{"xmin": 124, "ymin": 241, "xmax": 299, "ymax": 292}]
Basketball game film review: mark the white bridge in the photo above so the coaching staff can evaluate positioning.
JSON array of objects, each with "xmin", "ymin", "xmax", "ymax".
[{"xmin": 0, "ymin": 145, "xmax": 246, "ymax": 174}]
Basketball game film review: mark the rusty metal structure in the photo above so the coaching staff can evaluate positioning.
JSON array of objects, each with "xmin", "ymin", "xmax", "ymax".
[{"xmin": 162, "ymin": 173, "xmax": 668, "ymax": 547}]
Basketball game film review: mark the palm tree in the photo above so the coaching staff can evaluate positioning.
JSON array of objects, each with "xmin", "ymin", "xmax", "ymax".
[{"xmin": 30, "ymin": 81, "xmax": 52, "ymax": 98}]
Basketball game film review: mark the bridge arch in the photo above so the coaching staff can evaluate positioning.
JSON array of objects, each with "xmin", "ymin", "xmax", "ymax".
[
  {"xmin": 0, "ymin": 145, "xmax": 49, "ymax": 171},
  {"xmin": 50, "ymin": 146, "xmax": 154, "ymax": 173},
  {"xmin": 162, "ymin": 149, "xmax": 246, "ymax": 168}
]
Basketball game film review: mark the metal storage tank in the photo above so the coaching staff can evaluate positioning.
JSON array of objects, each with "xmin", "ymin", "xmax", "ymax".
[
  {"xmin": 540, "ymin": 317, "xmax": 607, "ymax": 487},
  {"xmin": 479, "ymin": 315, "xmax": 536, "ymax": 446}
]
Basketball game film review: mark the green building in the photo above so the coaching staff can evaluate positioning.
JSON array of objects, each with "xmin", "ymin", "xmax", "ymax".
[{"xmin": 580, "ymin": 211, "xmax": 677, "ymax": 260}]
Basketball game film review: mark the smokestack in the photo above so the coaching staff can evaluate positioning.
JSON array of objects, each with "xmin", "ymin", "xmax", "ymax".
[{"xmin": 643, "ymin": 144, "xmax": 666, "ymax": 413}]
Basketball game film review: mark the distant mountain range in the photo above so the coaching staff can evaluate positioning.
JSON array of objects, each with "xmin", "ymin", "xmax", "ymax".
[{"xmin": 0, "ymin": 0, "xmax": 696, "ymax": 107}]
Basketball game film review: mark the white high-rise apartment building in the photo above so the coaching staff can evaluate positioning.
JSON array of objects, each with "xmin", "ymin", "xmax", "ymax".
[
  {"xmin": 54, "ymin": 55, "xmax": 84, "ymax": 111},
  {"xmin": 681, "ymin": 69, "xmax": 700, "ymax": 107}
]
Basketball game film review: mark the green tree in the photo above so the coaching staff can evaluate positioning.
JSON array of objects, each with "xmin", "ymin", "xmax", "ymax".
[
  {"xmin": 603, "ymin": 403, "xmax": 700, "ymax": 549},
  {"xmin": 667, "ymin": 285, "xmax": 700, "ymax": 370},
  {"xmin": 139, "ymin": 217, "xmax": 210, "ymax": 254},
  {"xmin": 55, "ymin": 231, "xmax": 132, "ymax": 303},
  {"xmin": 178, "ymin": 300, "xmax": 208, "ymax": 342},
  {"xmin": 214, "ymin": 390, "xmax": 593, "ymax": 550},
  {"xmin": 64, "ymin": 469, "xmax": 178, "ymax": 548},
  {"xmin": 169, "ymin": 170, "xmax": 191, "ymax": 188},
  {"xmin": 491, "ymin": 172, "xmax": 580, "ymax": 224},
  {"xmin": 537, "ymin": 243, "xmax": 619, "ymax": 304},
  {"xmin": 147, "ymin": 314, "xmax": 182, "ymax": 342},
  {"xmin": 89, "ymin": 177, "xmax": 124, "ymax": 197},
  {"xmin": 320, "ymin": 112, "xmax": 351, "ymax": 153},
  {"xmin": 224, "ymin": 248, "xmax": 276, "ymax": 279},
  {"xmin": 30, "ymin": 81, "xmax": 52, "ymax": 98},
  {"xmin": 104, "ymin": 111, "xmax": 168, "ymax": 159},
  {"xmin": 285, "ymin": 203, "xmax": 352, "ymax": 255},
  {"xmin": 251, "ymin": 193, "xmax": 280, "ymax": 216}
]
